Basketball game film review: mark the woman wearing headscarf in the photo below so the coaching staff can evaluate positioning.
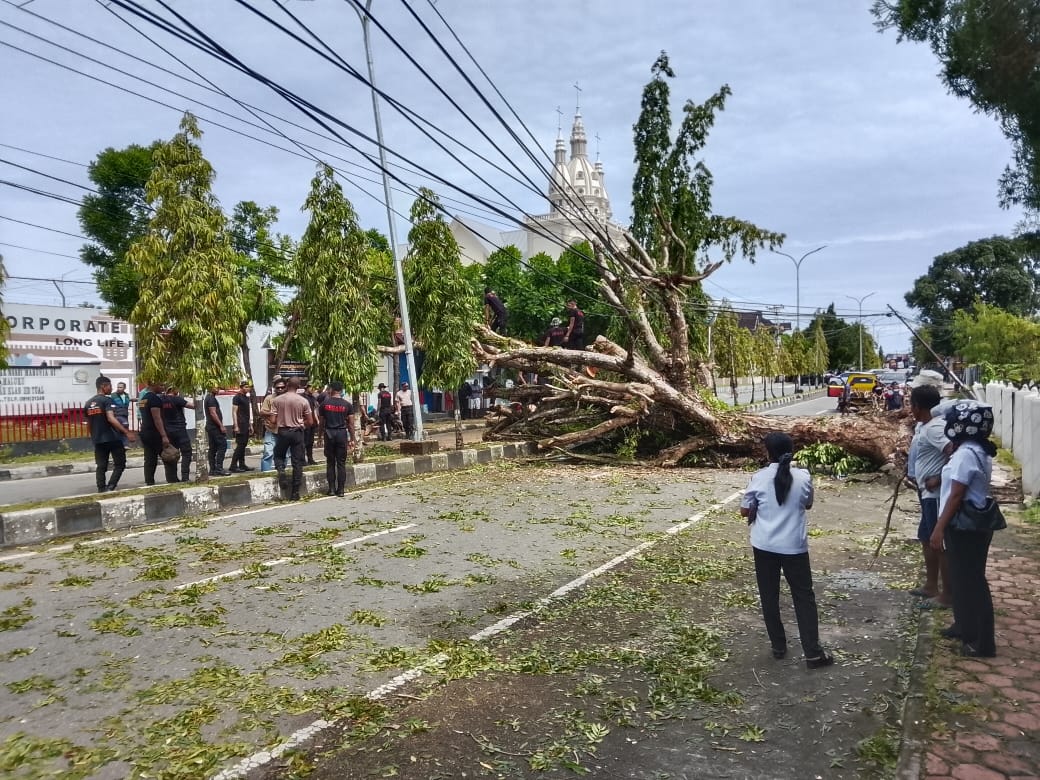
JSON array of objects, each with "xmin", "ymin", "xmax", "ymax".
[
  {"xmin": 740, "ymin": 432, "xmax": 834, "ymax": 669},
  {"xmin": 930, "ymin": 400, "xmax": 998, "ymax": 657}
]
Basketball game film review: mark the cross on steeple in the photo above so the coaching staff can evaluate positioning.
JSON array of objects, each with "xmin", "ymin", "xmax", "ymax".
[
  {"xmin": 595, "ymin": 132, "xmax": 601, "ymax": 161},
  {"xmin": 574, "ymin": 81, "xmax": 582, "ymax": 112},
  {"xmin": 556, "ymin": 105, "xmax": 563, "ymax": 138}
]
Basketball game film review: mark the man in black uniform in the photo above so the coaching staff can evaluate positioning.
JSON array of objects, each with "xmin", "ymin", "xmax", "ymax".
[
  {"xmin": 564, "ymin": 300, "xmax": 585, "ymax": 350},
  {"xmin": 484, "ymin": 288, "xmax": 507, "ymax": 334},
  {"xmin": 303, "ymin": 383, "xmax": 319, "ymax": 465},
  {"xmin": 161, "ymin": 386, "xmax": 194, "ymax": 483},
  {"xmin": 376, "ymin": 382, "xmax": 394, "ymax": 441},
  {"xmin": 318, "ymin": 380, "xmax": 354, "ymax": 496},
  {"xmin": 230, "ymin": 380, "xmax": 254, "ymax": 472},
  {"xmin": 542, "ymin": 317, "xmax": 568, "ymax": 347},
  {"xmin": 138, "ymin": 379, "xmax": 170, "ymax": 486},
  {"xmin": 204, "ymin": 382, "xmax": 229, "ymax": 476},
  {"xmin": 85, "ymin": 375, "xmax": 136, "ymax": 492}
]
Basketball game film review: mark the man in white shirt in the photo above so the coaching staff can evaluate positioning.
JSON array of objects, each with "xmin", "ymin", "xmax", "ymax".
[
  {"xmin": 395, "ymin": 381, "xmax": 415, "ymax": 438},
  {"xmin": 908, "ymin": 383, "xmax": 951, "ymax": 608}
]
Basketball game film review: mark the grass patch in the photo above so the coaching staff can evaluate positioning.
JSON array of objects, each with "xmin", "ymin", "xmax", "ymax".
[{"xmin": 0, "ymin": 599, "xmax": 34, "ymax": 631}]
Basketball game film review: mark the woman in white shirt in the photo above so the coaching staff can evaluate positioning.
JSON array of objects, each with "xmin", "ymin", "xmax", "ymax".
[
  {"xmin": 930, "ymin": 400, "xmax": 998, "ymax": 658},
  {"xmin": 740, "ymin": 433, "xmax": 833, "ymax": 669}
]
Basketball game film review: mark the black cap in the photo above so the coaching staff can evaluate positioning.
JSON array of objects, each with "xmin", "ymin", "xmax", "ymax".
[{"xmin": 377, "ymin": 383, "xmax": 386, "ymax": 389}]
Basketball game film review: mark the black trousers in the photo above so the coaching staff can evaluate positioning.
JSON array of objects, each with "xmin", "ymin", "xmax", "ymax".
[
  {"xmin": 231, "ymin": 431, "xmax": 249, "ymax": 468},
  {"xmin": 94, "ymin": 441, "xmax": 127, "ymax": 492},
  {"xmin": 207, "ymin": 427, "xmax": 228, "ymax": 470},
  {"xmin": 378, "ymin": 410, "xmax": 394, "ymax": 441},
  {"xmin": 945, "ymin": 527, "xmax": 996, "ymax": 654},
  {"xmin": 753, "ymin": 547, "xmax": 824, "ymax": 656},
  {"xmin": 304, "ymin": 426, "xmax": 316, "ymax": 463},
  {"xmin": 274, "ymin": 427, "xmax": 306, "ymax": 496},
  {"xmin": 165, "ymin": 427, "xmax": 192, "ymax": 482},
  {"xmin": 400, "ymin": 405, "xmax": 415, "ymax": 437},
  {"xmin": 567, "ymin": 332, "xmax": 585, "ymax": 350},
  {"xmin": 139, "ymin": 430, "xmax": 162, "ymax": 485},
  {"xmin": 324, "ymin": 429, "xmax": 348, "ymax": 494}
]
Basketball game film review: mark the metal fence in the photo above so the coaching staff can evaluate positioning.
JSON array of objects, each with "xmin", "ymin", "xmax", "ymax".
[{"xmin": 0, "ymin": 403, "xmax": 92, "ymax": 444}]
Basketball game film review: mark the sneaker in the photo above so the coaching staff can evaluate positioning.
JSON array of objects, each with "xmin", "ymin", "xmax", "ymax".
[
  {"xmin": 805, "ymin": 652, "xmax": 834, "ymax": 670},
  {"xmin": 239, "ymin": 465, "xmax": 255, "ymax": 471},
  {"xmin": 940, "ymin": 625, "xmax": 962, "ymax": 640},
  {"xmin": 335, "ymin": 491, "xmax": 344, "ymax": 497},
  {"xmin": 228, "ymin": 466, "xmax": 243, "ymax": 473},
  {"xmin": 772, "ymin": 647, "xmax": 787, "ymax": 660},
  {"xmin": 290, "ymin": 493, "xmax": 300, "ymax": 501}
]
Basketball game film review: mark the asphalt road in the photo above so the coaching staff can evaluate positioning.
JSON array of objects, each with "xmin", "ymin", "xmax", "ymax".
[
  {"xmin": 0, "ymin": 463, "xmax": 749, "ymax": 779},
  {"xmin": 761, "ymin": 391, "xmax": 838, "ymax": 417}
]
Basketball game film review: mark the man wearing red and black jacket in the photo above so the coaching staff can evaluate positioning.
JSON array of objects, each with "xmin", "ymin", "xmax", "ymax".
[
  {"xmin": 85, "ymin": 375, "xmax": 136, "ymax": 492},
  {"xmin": 318, "ymin": 380, "xmax": 354, "ymax": 497},
  {"xmin": 564, "ymin": 300, "xmax": 585, "ymax": 350},
  {"xmin": 138, "ymin": 379, "xmax": 170, "ymax": 486}
]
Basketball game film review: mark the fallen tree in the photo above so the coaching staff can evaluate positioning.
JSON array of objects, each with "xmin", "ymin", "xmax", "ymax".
[{"xmin": 471, "ymin": 55, "xmax": 910, "ymax": 466}]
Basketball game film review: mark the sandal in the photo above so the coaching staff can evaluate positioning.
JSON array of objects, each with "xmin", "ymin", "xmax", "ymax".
[
  {"xmin": 805, "ymin": 651, "xmax": 834, "ymax": 670},
  {"xmin": 917, "ymin": 599, "xmax": 950, "ymax": 610},
  {"xmin": 909, "ymin": 588, "xmax": 933, "ymax": 598}
]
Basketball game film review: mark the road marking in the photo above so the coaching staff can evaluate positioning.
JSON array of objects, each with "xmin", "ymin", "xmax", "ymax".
[
  {"xmin": 175, "ymin": 523, "xmax": 417, "ymax": 590},
  {"xmin": 209, "ymin": 490, "xmax": 743, "ymax": 780}
]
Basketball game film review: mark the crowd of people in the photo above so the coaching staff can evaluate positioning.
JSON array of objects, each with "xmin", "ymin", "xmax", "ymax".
[
  {"xmin": 85, "ymin": 372, "xmax": 423, "ymax": 501},
  {"xmin": 740, "ymin": 369, "xmax": 1001, "ymax": 665}
]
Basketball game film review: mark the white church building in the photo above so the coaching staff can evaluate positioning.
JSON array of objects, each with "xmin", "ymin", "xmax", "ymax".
[{"xmin": 448, "ymin": 107, "xmax": 626, "ymax": 265}]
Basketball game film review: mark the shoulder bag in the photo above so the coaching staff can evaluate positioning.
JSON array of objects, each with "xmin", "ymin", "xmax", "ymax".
[{"xmin": 949, "ymin": 448, "xmax": 1006, "ymax": 532}]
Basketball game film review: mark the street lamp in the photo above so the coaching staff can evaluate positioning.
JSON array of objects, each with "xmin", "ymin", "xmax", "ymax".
[
  {"xmin": 845, "ymin": 292, "xmax": 876, "ymax": 371},
  {"xmin": 353, "ymin": 0, "xmax": 423, "ymax": 441},
  {"xmin": 772, "ymin": 245, "xmax": 826, "ymax": 334}
]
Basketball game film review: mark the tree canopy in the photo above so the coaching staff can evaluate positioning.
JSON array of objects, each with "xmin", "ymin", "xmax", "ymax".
[
  {"xmin": 872, "ymin": 0, "xmax": 1040, "ymax": 210},
  {"xmin": 126, "ymin": 113, "xmax": 243, "ymax": 391},
  {"xmin": 904, "ymin": 234, "xmax": 1040, "ymax": 354},
  {"xmin": 78, "ymin": 143, "xmax": 158, "ymax": 318},
  {"xmin": 952, "ymin": 301, "xmax": 1040, "ymax": 382},
  {"xmin": 802, "ymin": 304, "xmax": 878, "ymax": 371}
]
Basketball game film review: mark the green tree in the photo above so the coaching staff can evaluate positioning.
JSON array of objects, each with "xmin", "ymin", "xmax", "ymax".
[
  {"xmin": 952, "ymin": 301, "xmax": 1040, "ymax": 380},
  {"xmin": 809, "ymin": 319, "xmax": 830, "ymax": 381},
  {"xmin": 905, "ymin": 235, "xmax": 1040, "ymax": 354},
  {"xmin": 803, "ymin": 305, "xmax": 862, "ymax": 370},
  {"xmin": 78, "ymin": 143, "xmax": 158, "ymax": 318},
  {"xmin": 126, "ymin": 113, "xmax": 244, "ymax": 480},
  {"xmin": 228, "ymin": 201, "xmax": 296, "ymax": 391},
  {"xmin": 405, "ymin": 188, "xmax": 480, "ymax": 391},
  {"xmin": 872, "ymin": 0, "xmax": 1040, "ymax": 209},
  {"xmin": 294, "ymin": 164, "xmax": 381, "ymax": 392}
]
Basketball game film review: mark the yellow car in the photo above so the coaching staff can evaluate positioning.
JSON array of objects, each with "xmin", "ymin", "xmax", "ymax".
[{"xmin": 844, "ymin": 373, "xmax": 878, "ymax": 397}]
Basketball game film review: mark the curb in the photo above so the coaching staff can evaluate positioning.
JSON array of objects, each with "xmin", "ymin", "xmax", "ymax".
[
  {"xmin": 0, "ymin": 423, "xmax": 487, "ymax": 482},
  {"xmin": 0, "ymin": 442, "xmax": 536, "ymax": 549},
  {"xmin": 740, "ymin": 388, "xmax": 826, "ymax": 413}
]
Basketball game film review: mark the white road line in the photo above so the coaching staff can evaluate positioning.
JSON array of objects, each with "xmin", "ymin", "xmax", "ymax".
[
  {"xmin": 175, "ymin": 524, "xmax": 417, "ymax": 590},
  {"xmin": 209, "ymin": 491, "xmax": 742, "ymax": 780}
]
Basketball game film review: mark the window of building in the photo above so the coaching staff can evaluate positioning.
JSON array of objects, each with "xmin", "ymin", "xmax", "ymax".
[
  {"xmin": 577, "ymin": 187, "xmax": 584, "ymax": 194},
  {"xmin": 575, "ymin": 170, "xmax": 584, "ymax": 179}
]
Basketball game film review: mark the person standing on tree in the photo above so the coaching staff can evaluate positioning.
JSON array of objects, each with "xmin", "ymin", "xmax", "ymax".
[
  {"xmin": 138, "ymin": 379, "xmax": 170, "ymax": 486},
  {"xmin": 563, "ymin": 300, "xmax": 585, "ymax": 350},
  {"xmin": 318, "ymin": 380, "xmax": 353, "ymax": 497},
  {"xmin": 161, "ymin": 386, "xmax": 194, "ymax": 483},
  {"xmin": 484, "ymin": 288, "xmax": 507, "ymax": 334},
  {"xmin": 272, "ymin": 376, "xmax": 314, "ymax": 500},
  {"xmin": 110, "ymin": 381, "xmax": 132, "ymax": 446},
  {"xmin": 204, "ymin": 382, "xmax": 229, "ymax": 476},
  {"xmin": 396, "ymin": 381, "xmax": 415, "ymax": 438},
  {"xmin": 376, "ymin": 383, "xmax": 394, "ymax": 441},
  {"xmin": 230, "ymin": 380, "xmax": 254, "ymax": 472},
  {"xmin": 85, "ymin": 375, "xmax": 136, "ymax": 492},
  {"xmin": 542, "ymin": 317, "xmax": 568, "ymax": 347},
  {"xmin": 740, "ymin": 432, "xmax": 834, "ymax": 669}
]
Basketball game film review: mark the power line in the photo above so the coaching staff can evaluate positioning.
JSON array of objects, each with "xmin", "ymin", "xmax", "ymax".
[{"xmin": 0, "ymin": 214, "xmax": 87, "ymax": 239}]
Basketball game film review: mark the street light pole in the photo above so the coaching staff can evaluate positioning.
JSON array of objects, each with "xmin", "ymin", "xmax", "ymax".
[
  {"xmin": 846, "ymin": 292, "xmax": 876, "ymax": 371},
  {"xmin": 355, "ymin": 0, "xmax": 423, "ymax": 441},
  {"xmin": 773, "ymin": 245, "xmax": 826, "ymax": 334}
]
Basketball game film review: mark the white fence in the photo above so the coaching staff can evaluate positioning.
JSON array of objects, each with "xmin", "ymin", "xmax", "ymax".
[{"xmin": 973, "ymin": 382, "xmax": 1040, "ymax": 498}]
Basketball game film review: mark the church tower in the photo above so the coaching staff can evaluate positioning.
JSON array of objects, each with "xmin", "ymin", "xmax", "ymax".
[{"xmin": 548, "ymin": 107, "xmax": 612, "ymax": 223}]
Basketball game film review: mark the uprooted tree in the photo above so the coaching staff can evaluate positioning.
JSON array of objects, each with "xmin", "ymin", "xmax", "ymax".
[{"xmin": 473, "ymin": 54, "xmax": 908, "ymax": 466}]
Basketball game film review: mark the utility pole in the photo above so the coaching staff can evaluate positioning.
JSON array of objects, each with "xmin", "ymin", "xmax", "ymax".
[
  {"xmin": 846, "ymin": 292, "xmax": 875, "ymax": 371},
  {"xmin": 354, "ymin": 0, "xmax": 423, "ymax": 441}
]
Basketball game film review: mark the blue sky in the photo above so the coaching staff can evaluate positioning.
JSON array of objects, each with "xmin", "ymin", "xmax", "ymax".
[{"xmin": 0, "ymin": 1, "xmax": 1023, "ymax": 353}]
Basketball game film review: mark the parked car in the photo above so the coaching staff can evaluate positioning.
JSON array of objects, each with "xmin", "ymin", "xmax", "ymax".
[{"xmin": 826, "ymin": 378, "xmax": 846, "ymax": 398}]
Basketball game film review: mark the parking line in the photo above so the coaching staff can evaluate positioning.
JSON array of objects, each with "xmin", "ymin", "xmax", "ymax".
[
  {"xmin": 209, "ymin": 490, "xmax": 743, "ymax": 780},
  {"xmin": 175, "ymin": 523, "xmax": 417, "ymax": 590}
]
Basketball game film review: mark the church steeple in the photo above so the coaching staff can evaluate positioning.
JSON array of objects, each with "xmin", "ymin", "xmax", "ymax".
[{"xmin": 570, "ymin": 110, "xmax": 588, "ymax": 159}]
